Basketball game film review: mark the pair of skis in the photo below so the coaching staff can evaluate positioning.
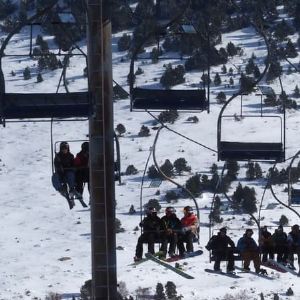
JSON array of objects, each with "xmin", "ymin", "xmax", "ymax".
[
  {"xmin": 62, "ymin": 191, "xmax": 88, "ymax": 209},
  {"xmin": 131, "ymin": 250, "xmax": 203, "ymax": 279},
  {"xmin": 145, "ymin": 253, "xmax": 195, "ymax": 279}
]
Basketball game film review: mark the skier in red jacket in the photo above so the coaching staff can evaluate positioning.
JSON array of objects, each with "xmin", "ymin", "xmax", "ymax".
[
  {"xmin": 74, "ymin": 141, "xmax": 89, "ymax": 196},
  {"xmin": 177, "ymin": 206, "xmax": 199, "ymax": 257}
]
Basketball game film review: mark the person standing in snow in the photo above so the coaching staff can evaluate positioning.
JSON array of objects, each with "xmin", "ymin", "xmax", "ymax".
[
  {"xmin": 177, "ymin": 206, "xmax": 199, "ymax": 257},
  {"xmin": 206, "ymin": 227, "xmax": 235, "ymax": 272},
  {"xmin": 134, "ymin": 207, "xmax": 163, "ymax": 261},
  {"xmin": 237, "ymin": 228, "xmax": 262, "ymax": 273},
  {"xmin": 160, "ymin": 207, "xmax": 182, "ymax": 258}
]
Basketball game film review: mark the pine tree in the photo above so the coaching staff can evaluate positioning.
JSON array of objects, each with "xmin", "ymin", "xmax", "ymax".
[
  {"xmin": 23, "ymin": 66, "xmax": 31, "ymax": 80},
  {"xmin": 117, "ymin": 33, "xmax": 131, "ymax": 51},
  {"xmin": 174, "ymin": 157, "xmax": 191, "ymax": 175},
  {"xmin": 36, "ymin": 73, "xmax": 43, "ymax": 83},
  {"xmin": 221, "ymin": 64, "xmax": 227, "ymax": 74},
  {"xmin": 245, "ymin": 58, "xmax": 255, "ymax": 74},
  {"xmin": 253, "ymin": 65, "xmax": 261, "ymax": 79},
  {"xmin": 210, "ymin": 163, "xmax": 218, "ymax": 175},
  {"xmin": 285, "ymin": 39, "xmax": 298, "ymax": 58},
  {"xmin": 226, "ymin": 41, "xmax": 238, "ymax": 56},
  {"xmin": 241, "ymin": 186, "xmax": 257, "ymax": 214},
  {"xmin": 266, "ymin": 61, "xmax": 282, "ymax": 82},
  {"xmin": 279, "ymin": 215, "xmax": 288, "ymax": 226},
  {"xmin": 254, "ymin": 163, "xmax": 263, "ymax": 179},
  {"xmin": 160, "ymin": 159, "xmax": 174, "ymax": 178},
  {"xmin": 125, "ymin": 165, "xmax": 138, "ymax": 175},
  {"xmin": 115, "ymin": 123, "xmax": 126, "ymax": 136},
  {"xmin": 209, "ymin": 195, "xmax": 223, "ymax": 224},
  {"xmin": 213, "ymin": 72, "xmax": 221, "ymax": 86},
  {"xmin": 138, "ymin": 125, "xmax": 150, "ymax": 137},
  {"xmin": 226, "ymin": 160, "xmax": 239, "ymax": 181},
  {"xmin": 216, "ymin": 91, "xmax": 226, "ymax": 104},
  {"xmin": 148, "ymin": 165, "xmax": 160, "ymax": 179},
  {"xmin": 232, "ymin": 182, "xmax": 243, "ymax": 211},
  {"xmin": 294, "ymin": 85, "xmax": 300, "ymax": 98},
  {"xmin": 246, "ymin": 162, "xmax": 255, "ymax": 180},
  {"xmin": 155, "ymin": 283, "xmax": 166, "ymax": 300},
  {"xmin": 185, "ymin": 174, "xmax": 202, "ymax": 196},
  {"xmin": 165, "ymin": 282, "xmax": 177, "ymax": 299}
]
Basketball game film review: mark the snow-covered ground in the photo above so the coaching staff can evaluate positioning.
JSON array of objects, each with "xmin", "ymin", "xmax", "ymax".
[{"xmin": 2, "ymin": 8, "xmax": 300, "ymax": 300}]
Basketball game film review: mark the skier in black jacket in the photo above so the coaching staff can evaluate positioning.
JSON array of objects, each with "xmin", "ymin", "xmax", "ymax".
[
  {"xmin": 160, "ymin": 207, "xmax": 182, "ymax": 258},
  {"xmin": 134, "ymin": 207, "xmax": 163, "ymax": 261},
  {"xmin": 52, "ymin": 141, "xmax": 78, "ymax": 202},
  {"xmin": 206, "ymin": 227, "xmax": 235, "ymax": 272}
]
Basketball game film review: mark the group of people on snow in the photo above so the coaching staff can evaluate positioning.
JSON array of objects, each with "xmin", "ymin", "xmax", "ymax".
[
  {"xmin": 134, "ymin": 205, "xmax": 199, "ymax": 261},
  {"xmin": 52, "ymin": 141, "xmax": 89, "ymax": 203},
  {"xmin": 206, "ymin": 224, "xmax": 300, "ymax": 274}
]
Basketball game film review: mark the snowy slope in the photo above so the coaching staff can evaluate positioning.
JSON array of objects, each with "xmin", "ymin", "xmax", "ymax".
[{"xmin": 1, "ymin": 8, "xmax": 300, "ymax": 300}]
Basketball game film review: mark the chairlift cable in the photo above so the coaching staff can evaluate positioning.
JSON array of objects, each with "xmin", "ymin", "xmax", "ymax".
[
  {"xmin": 147, "ymin": 111, "xmax": 217, "ymax": 153},
  {"xmin": 217, "ymin": 1, "xmax": 272, "ymax": 154},
  {"xmin": 139, "ymin": 136, "xmax": 155, "ymax": 233},
  {"xmin": 152, "ymin": 126, "xmax": 200, "ymax": 243},
  {"xmin": 209, "ymin": 162, "xmax": 227, "ymax": 242},
  {"xmin": 268, "ymin": 162, "xmax": 300, "ymax": 220}
]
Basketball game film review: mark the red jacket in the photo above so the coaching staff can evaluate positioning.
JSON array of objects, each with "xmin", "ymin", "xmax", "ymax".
[
  {"xmin": 74, "ymin": 151, "xmax": 89, "ymax": 168},
  {"xmin": 181, "ymin": 213, "xmax": 199, "ymax": 234}
]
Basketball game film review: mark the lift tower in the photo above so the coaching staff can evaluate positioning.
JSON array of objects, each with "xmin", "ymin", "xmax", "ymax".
[{"xmin": 87, "ymin": 1, "xmax": 117, "ymax": 299}]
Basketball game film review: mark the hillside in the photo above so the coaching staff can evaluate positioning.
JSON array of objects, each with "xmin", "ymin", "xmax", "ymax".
[{"xmin": 1, "ymin": 1, "xmax": 300, "ymax": 299}]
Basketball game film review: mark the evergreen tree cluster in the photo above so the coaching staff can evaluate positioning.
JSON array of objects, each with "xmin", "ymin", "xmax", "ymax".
[
  {"xmin": 160, "ymin": 64, "xmax": 185, "ymax": 88},
  {"xmin": 209, "ymin": 195, "xmax": 223, "ymax": 224},
  {"xmin": 155, "ymin": 281, "xmax": 182, "ymax": 300},
  {"xmin": 147, "ymin": 157, "xmax": 191, "ymax": 180},
  {"xmin": 245, "ymin": 162, "xmax": 263, "ymax": 180},
  {"xmin": 231, "ymin": 183, "xmax": 257, "ymax": 214}
]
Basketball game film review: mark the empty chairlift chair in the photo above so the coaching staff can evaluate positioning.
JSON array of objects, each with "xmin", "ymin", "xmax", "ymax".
[
  {"xmin": 217, "ymin": 93, "xmax": 285, "ymax": 162},
  {"xmin": 129, "ymin": 16, "xmax": 208, "ymax": 112}
]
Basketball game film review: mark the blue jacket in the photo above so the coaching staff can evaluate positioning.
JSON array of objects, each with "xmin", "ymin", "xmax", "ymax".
[{"xmin": 237, "ymin": 235, "xmax": 259, "ymax": 253}]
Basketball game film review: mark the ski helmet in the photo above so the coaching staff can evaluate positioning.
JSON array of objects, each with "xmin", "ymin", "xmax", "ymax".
[
  {"xmin": 183, "ymin": 206, "xmax": 193, "ymax": 214},
  {"xmin": 165, "ymin": 206, "xmax": 176, "ymax": 214}
]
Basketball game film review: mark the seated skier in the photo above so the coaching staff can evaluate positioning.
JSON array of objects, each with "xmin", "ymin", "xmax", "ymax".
[
  {"xmin": 177, "ymin": 206, "xmax": 199, "ymax": 257},
  {"xmin": 52, "ymin": 141, "xmax": 79, "ymax": 208},
  {"xmin": 237, "ymin": 228, "xmax": 265, "ymax": 274},
  {"xmin": 74, "ymin": 141, "xmax": 89, "ymax": 196},
  {"xmin": 272, "ymin": 225, "xmax": 288, "ymax": 264},
  {"xmin": 160, "ymin": 207, "xmax": 182, "ymax": 258},
  {"xmin": 206, "ymin": 227, "xmax": 235, "ymax": 273},
  {"xmin": 134, "ymin": 207, "xmax": 163, "ymax": 261},
  {"xmin": 259, "ymin": 226, "xmax": 274, "ymax": 263}
]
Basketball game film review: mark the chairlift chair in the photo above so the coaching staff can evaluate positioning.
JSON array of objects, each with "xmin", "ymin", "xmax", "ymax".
[
  {"xmin": 217, "ymin": 94, "xmax": 285, "ymax": 162},
  {"xmin": 129, "ymin": 1, "xmax": 208, "ymax": 112},
  {"xmin": 0, "ymin": 21, "xmax": 91, "ymax": 125}
]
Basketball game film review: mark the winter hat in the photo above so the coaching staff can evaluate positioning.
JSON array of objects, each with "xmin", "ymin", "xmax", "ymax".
[
  {"xmin": 245, "ymin": 228, "xmax": 253, "ymax": 234},
  {"xmin": 292, "ymin": 224, "xmax": 299, "ymax": 231},
  {"xmin": 219, "ymin": 227, "xmax": 227, "ymax": 233}
]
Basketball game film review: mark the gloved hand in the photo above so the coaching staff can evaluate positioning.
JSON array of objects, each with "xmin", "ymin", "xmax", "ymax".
[{"xmin": 182, "ymin": 226, "xmax": 189, "ymax": 233}]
